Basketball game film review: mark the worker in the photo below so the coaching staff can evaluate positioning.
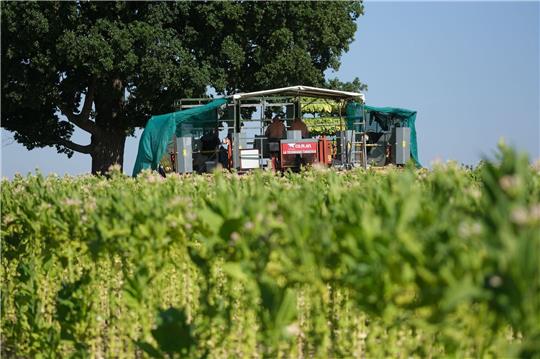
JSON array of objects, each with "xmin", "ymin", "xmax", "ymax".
[
  {"xmin": 218, "ymin": 132, "xmax": 233, "ymax": 169},
  {"xmin": 194, "ymin": 128, "xmax": 220, "ymax": 172},
  {"xmin": 264, "ymin": 115, "xmax": 286, "ymax": 140},
  {"xmin": 200, "ymin": 128, "xmax": 220, "ymax": 152},
  {"xmin": 264, "ymin": 115, "xmax": 285, "ymax": 170},
  {"xmin": 290, "ymin": 117, "xmax": 309, "ymax": 138}
]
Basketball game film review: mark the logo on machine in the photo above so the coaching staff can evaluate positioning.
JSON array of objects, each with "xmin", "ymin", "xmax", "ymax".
[{"xmin": 281, "ymin": 142, "xmax": 317, "ymax": 154}]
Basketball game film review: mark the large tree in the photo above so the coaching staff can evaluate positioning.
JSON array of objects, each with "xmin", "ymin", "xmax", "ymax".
[{"xmin": 1, "ymin": 1, "xmax": 364, "ymax": 173}]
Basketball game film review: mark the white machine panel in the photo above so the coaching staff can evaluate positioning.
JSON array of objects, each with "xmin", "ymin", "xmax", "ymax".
[{"xmin": 240, "ymin": 149, "xmax": 260, "ymax": 169}]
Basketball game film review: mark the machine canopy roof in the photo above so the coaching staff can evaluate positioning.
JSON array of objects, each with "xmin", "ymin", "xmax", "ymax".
[{"xmin": 232, "ymin": 85, "xmax": 364, "ymax": 101}]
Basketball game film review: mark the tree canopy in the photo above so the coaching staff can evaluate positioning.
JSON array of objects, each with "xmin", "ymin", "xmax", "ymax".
[{"xmin": 1, "ymin": 1, "xmax": 364, "ymax": 173}]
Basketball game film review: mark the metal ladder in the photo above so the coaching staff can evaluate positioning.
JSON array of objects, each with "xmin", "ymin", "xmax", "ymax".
[{"xmin": 348, "ymin": 117, "xmax": 368, "ymax": 169}]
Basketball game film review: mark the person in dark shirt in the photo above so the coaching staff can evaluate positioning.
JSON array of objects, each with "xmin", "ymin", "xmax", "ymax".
[
  {"xmin": 200, "ymin": 128, "xmax": 220, "ymax": 152},
  {"xmin": 265, "ymin": 116, "xmax": 286, "ymax": 140},
  {"xmin": 290, "ymin": 117, "xmax": 309, "ymax": 138},
  {"xmin": 264, "ymin": 116, "xmax": 285, "ymax": 170},
  {"xmin": 194, "ymin": 128, "xmax": 220, "ymax": 172}
]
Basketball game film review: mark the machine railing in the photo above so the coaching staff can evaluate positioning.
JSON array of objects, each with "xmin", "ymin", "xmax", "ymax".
[{"xmin": 171, "ymin": 95, "xmax": 369, "ymax": 172}]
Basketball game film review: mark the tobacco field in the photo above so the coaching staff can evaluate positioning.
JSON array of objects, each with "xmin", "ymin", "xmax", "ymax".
[{"xmin": 1, "ymin": 145, "xmax": 539, "ymax": 358}]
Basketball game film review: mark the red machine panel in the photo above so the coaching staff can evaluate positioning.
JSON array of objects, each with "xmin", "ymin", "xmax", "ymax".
[
  {"xmin": 317, "ymin": 137, "xmax": 332, "ymax": 165},
  {"xmin": 280, "ymin": 140, "xmax": 319, "ymax": 169},
  {"xmin": 281, "ymin": 141, "xmax": 318, "ymax": 155}
]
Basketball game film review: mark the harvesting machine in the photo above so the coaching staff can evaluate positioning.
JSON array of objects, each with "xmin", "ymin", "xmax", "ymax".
[{"xmin": 133, "ymin": 86, "xmax": 420, "ymax": 176}]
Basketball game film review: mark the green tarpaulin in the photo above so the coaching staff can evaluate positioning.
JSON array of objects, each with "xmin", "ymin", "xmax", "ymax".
[
  {"xmin": 346, "ymin": 103, "xmax": 421, "ymax": 167},
  {"xmin": 132, "ymin": 98, "xmax": 229, "ymax": 176}
]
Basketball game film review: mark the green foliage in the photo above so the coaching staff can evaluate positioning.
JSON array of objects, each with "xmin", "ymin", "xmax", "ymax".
[
  {"xmin": 2, "ymin": 145, "xmax": 539, "ymax": 357},
  {"xmin": 326, "ymin": 77, "xmax": 367, "ymax": 92},
  {"xmin": 137, "ymin": 307, "xmax": 194, "ymax": 358},
  {"xmin": 56, "ymin": 271, "xmax": 93, "ymax": 355},
  {"xmin": 303, "ymin": 116, "xmax": 342, "ymax": 136}
]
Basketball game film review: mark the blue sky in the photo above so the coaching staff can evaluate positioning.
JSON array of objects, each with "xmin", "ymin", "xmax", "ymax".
[{"xmin": 2, "ymin": 1, "xmax": 539, "ymax": 177}]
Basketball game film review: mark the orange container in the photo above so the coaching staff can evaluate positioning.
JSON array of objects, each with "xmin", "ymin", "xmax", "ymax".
[{"xmin": 317, "ymin": 137, "xmax": 332, "ymax": 165}]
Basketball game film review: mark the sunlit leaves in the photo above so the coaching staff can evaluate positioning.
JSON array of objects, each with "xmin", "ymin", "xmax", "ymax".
[{"xmin": 1, "ymin": 145, "xmax": 538, "ymax": 357}]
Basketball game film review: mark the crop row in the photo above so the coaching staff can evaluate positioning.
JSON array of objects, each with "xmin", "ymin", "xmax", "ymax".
[{"xmin": 1, "ymin": 145, "xmax": 539, "ymax": 358}]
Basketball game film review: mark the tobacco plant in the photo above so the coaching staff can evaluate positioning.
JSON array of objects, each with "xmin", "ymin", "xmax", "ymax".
[{"xmin": 1, "ymin": 145, "xmax": 538, "ymax": 358}]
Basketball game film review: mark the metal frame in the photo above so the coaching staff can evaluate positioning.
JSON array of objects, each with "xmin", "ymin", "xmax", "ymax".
[{"xmin": 176, "ymin": 86, "xmax": 367, "ymax": 172}]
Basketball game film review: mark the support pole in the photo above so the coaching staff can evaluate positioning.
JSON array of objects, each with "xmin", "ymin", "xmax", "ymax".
[
  {"xmin": 233, "ymin": 100, "xmax": 240, "ymax": 169},
  {"xmin": 361, "ymin": 103, "xmax": 368, "ymax": 169},
  {"xmin": 294, "ymin": 97, "xmax": 301, "ymax": 119}
]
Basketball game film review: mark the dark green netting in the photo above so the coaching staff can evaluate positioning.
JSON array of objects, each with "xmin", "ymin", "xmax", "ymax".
[
  {"xmin": 345, "ymin": 101, "xmax": 363, "ymax": 130},
  {"xmin": 133, "ymin": 98, "xmax": 229, "ymax": 176},
  {"xmin": 345, "ymin": 103, "xmax": 421, "ymax": 167}
]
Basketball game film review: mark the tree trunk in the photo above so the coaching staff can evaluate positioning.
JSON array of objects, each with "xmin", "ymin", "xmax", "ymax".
[
  {"xmin": 91, "ymin": 77, "xmax": 127, "ymax": 174},
  {"xmin": 90, "ymin": 131, "xmax": 126, "ymax": 174}
]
